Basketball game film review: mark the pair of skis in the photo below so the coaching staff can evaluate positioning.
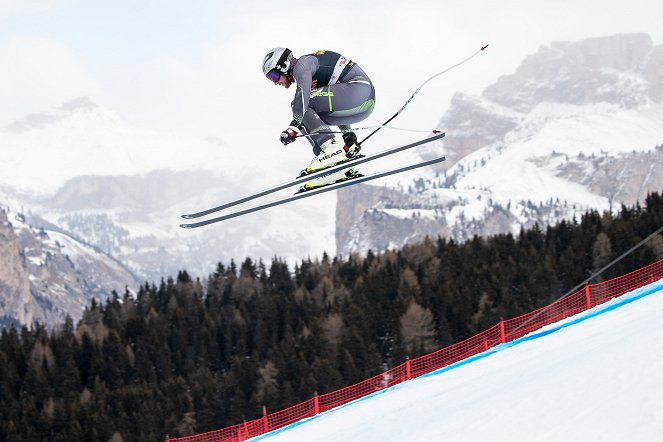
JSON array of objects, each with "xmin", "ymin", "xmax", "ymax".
[{"xmin": 179, "ymin": 132, "xmax": 446, "ymax": 228}]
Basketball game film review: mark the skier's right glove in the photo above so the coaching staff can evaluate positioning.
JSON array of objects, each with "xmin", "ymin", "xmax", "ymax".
[{"xmin": 280, "ymin": 125, "xmax": 300, "ymax": 145}]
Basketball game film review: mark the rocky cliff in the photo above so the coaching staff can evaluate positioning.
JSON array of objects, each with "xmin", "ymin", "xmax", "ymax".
[{"xmin": 0, "ymin": 209, "xmax": 140, "ymax": 328}]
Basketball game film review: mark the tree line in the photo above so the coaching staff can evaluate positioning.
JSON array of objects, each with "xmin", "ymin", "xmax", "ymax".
[{"xmin": 2, "ymin": 192, "xmax": 662, "ymax": 441}]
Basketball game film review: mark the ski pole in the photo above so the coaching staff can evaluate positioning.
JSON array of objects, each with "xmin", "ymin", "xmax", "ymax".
[
  {"xmin": 297, "ymin": 125, "xmax": 445, "ymax": 137},
  {"xmin": 359, "ymin": 44, "xmax": 489, "ymax": 145}
]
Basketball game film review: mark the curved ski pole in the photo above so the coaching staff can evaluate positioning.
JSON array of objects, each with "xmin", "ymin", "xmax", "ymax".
[
  {"xmin": 359, "ymin": 44, "xmax": 488, "ymax": 145},
  {"xmin": 181, "ymin": 132, "xmax": 445, "ymax": 220}
]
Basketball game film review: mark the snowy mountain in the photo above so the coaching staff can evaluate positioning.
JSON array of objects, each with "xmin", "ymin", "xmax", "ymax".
[
  {"xmin": 1, "ymin": 97, "xmax": 229, "ymax": 194},
  {"xmin": 0, "ymin": 97, "xmax": 337, "ymax": 326},
  {"xmin": 0, "ymin": 97, "xmax": 336, "ymax": 271},
  {"xmin": 2, "ymin": 33, "xmax": 662, "ymax": 328},
  {"xmin": 337, "ymin": 33, "xmax": 663, "ymax": 255},
  {"xmin": 257, "ymin": 279, "xmax": 663, "ymax": 441}
]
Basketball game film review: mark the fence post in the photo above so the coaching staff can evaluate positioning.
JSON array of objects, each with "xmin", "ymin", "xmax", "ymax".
[
  {"xmin": 238, "ymin": 421, "xmax": 248, "ymax": 441},
  {"xmin": 584, "ymin": 282, "xmax": 592, "ymax": 310},
  {"xmin": 262, "ymin": 406, "xmax": 268, "ymax": 433},
  {"xmin": 405, "ymin": 357, "xmax": 411, "ymax": 381},
  {"xmin": 313, "ymin": 392, "xmax": 320, "ymax": 415},
  {"xmin": 499, "ymin": 320, "xmax": 506, "ymax": 343}
]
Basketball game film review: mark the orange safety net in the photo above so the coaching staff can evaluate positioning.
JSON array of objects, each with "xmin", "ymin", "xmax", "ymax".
[{"xmin": 167, "ymin": 259, "xmax": 663, "ymax": 442}]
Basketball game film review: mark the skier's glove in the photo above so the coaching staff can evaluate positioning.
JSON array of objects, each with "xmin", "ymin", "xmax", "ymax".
[{"xmin": 280, "ymin": 125, "xmax": 300, "ymax": 145}]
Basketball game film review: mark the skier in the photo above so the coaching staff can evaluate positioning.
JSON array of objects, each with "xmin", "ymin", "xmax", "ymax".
[{"xmin": 262, "ymin": 47, "xmax": 376, "ymax": 190}]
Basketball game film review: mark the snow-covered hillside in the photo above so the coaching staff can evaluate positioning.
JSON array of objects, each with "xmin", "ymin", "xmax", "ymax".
[
  {"xmin": 255, "ymin": 279, "xmax": 663, "ymax": 441},
  {"xmin": 338, "ymin": 33, "xmax": 663, "ymax": 255},
  {"xmin": 1, "ymin": 97, "xmax": 230, "ymax": 195},
  {"xmin": 0, "ymin": 98, "xmax": 337, "ymax": 282}
]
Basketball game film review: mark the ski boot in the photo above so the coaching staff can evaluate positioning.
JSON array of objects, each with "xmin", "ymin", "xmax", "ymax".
[
  {"xmin": 299, "ymin": 137, "xmax": 350, "ymax": 177},
  {"xmin": 342, "ymin": 131, "xmax": 361, "ymax": 159},
  {"xmin": 298, "ymin": 134, "xmax": 364, "ymax": 177},
  {"xmin": 297, "ymin": 167, "xmax": 364, "ymax": 193}
]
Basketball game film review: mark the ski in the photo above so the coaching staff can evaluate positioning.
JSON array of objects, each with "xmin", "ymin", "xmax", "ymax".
[
  {"xmin": 179, "ymin": 155, "xmax": 446, "ymax": 228},
  {"xmin": 181, "ymin": 132, "xmax": 445, "ymax": 220}
]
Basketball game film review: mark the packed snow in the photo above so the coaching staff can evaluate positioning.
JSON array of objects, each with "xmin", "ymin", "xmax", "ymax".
[{"xmin": 254, "ymin": 279, "xmax": 663, "ymax": 442}]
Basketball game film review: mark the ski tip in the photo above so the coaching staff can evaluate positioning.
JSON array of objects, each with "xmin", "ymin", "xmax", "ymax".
[
  {"xmin": 181, "ymin": 214, "xmax": 195, "ymax": 219},
  {"xmin": 180, "ymin": 223, "xmax": 195, "ymax": 229},
  {"xmin": 481, "ymin": 44, "xmax": 489, "ymax": 51}
]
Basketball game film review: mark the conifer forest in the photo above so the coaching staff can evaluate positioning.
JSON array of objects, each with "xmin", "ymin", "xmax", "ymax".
[{"xmin": 2, "ymin": 192, "xmax": 663, "ymax": 441}]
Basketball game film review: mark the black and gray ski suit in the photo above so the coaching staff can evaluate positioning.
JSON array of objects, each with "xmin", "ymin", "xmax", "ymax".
[{"xmin": 289, "ymin": 50, "xmax": 375, "ymax": 154}]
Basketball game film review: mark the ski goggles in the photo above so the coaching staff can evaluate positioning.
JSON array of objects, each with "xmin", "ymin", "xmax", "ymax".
[{"xmin": 266, "ymin": 70, "xmax": 281, "ymax": 83}]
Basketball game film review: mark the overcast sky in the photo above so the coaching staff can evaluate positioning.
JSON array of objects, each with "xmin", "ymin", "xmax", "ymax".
[{"xmin": 1, "ymin": 0, "xmax": 662, "ymax": 153}]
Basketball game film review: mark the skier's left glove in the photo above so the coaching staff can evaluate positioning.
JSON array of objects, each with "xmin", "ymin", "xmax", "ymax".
[{"xmin": 280, "ymin": 122, "xmax": 301, "ymax": 145}]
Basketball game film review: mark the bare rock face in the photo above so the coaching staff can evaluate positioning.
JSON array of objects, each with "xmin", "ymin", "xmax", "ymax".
[
  {"xmin": 0, "ymin": 211, "xmax": 34, "ymax": 327},
  {"xmin": 0, "ymin": 209, "xmax": 140, "ymax": 329},
  {"xmin": 434, "ymin": 34, "xmax": 659, "ymax": 166},
  {"xmin": 423, "ymin": 92, "xmax": 523, "ymax": 169},
  {"xmin": 483, "ymin": 33, "xmax": 656, "ymax": 111},
  {"xmin": 336, "ymin": 185, "xmax": 415, "ymax": 253}
]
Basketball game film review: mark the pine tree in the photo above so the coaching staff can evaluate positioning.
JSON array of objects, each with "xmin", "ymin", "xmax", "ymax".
[{"xmin": 398, "ymin": 298, "xmax": 437, "ymax": 357}]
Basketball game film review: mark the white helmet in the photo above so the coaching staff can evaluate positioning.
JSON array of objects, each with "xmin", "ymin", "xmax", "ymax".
[{"xmin": 262, "ymin": 47, "xmax": 293, "ymax": 77}]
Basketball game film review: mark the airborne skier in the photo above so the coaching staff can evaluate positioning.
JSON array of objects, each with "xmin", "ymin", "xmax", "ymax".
[
  {"xmin": 262, "ymin": 47, "xmax": 376, "ymax": 190},
  {"xmin": 180, "ymin": 45, "xmax": 487, "ymax": 227}
]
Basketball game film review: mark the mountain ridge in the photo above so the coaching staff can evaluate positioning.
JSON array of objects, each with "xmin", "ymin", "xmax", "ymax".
[{"xmin": 336, "ymin": 33, "xmax": 663, "ymax": 255}]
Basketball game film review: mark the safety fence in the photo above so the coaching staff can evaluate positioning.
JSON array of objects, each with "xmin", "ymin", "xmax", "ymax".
[{"xmin": 167, "ymin": 258, "xmax": 663, "ymax": 442}]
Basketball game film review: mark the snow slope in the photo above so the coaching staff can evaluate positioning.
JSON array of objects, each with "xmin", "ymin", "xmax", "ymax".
[{"xmin": 255, "ymin": 279, "xmax": 663, "ymax": 442}]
